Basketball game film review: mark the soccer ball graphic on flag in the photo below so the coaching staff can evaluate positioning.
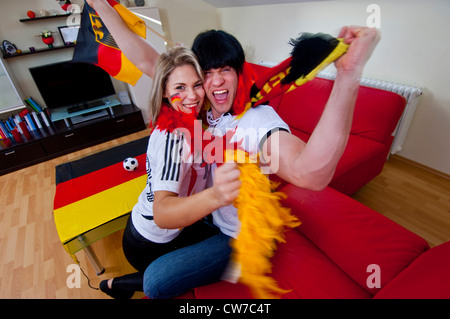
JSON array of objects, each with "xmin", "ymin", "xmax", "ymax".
[{"xmin": 123, "ymin": 157, "xmax": 139, "ymax": 171}]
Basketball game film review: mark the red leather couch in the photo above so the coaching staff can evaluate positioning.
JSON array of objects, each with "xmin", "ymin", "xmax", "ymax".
[
  {"xmin": 188, "ymin": 185, "xmax": 450, "ymax": 299},
  {"xmin": 176, "ymin": 65, "xmax": 450, "ymax": 299},
  {"xmin": 251, "ymin": 63, "xmax": 407, "ymax": 195}
]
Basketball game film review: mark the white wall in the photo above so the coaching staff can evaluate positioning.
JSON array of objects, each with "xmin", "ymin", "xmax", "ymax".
[
  {"xmin": 217, "ymin": 0, "xmax": 450, "ymax": 175},
  {"xmin": 142, "ymin": 0, "xmax": 219, "ymax": 47}
]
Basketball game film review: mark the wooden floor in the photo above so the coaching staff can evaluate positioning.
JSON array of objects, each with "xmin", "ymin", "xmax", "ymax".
[{"xmin": 0, "ymin": 129, "xmax": 449, "ymax": 298}]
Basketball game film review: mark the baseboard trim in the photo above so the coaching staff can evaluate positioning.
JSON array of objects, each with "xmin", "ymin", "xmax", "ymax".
[{"xmin": 390, "ymin": 155, "xmax": 450, "ymax": 180}]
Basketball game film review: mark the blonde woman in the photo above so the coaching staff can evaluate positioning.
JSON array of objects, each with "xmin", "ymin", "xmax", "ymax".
[{"xmin": 100, "ymin": 46, "xmax": 240, "ymax": 299}]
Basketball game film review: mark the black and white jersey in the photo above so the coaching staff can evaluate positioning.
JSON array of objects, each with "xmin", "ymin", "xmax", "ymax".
[{"xmin": 131, "ymin": 129, "xmax": 210, "ymax": 243}]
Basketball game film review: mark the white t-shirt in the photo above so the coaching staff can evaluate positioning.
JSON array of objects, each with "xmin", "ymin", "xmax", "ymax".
[
  {"xmin": 131, "ymin": 128, "xmax": 210, "ymax": 243},
  {"xmin": 205, "ymin": 105, "xmax": 291, "ymax": 239}
]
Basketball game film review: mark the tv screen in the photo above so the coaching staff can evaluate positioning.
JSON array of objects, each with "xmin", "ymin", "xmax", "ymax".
[{"xmin": 29, "ymin": 61, "xmax": 116, "ymax": 109}]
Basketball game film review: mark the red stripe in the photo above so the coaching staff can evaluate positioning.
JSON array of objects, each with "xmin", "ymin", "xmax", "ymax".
[
  {"xmin": 54, "ymin": 153, "xmax": 146, "ymax": 210},
  {"xmin": 106, "ymin": 0, "xmax": 119, "ymax": 8},
  {"xmin": 97, "ymin": 45, "xmax": 121, "ymax": 76}
]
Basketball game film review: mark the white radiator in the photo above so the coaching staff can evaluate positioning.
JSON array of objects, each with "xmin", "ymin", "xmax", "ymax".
[{"xmin": 318, "ymin": 71, "xmax": 423, "ymax": 154}]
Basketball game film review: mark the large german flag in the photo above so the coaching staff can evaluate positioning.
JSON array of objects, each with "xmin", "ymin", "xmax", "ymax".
[
  {"xmin": 53, "ymin": 137, "xmax": 148, "ymax": 255},
  {"xmin": 73, "ymin": 0, "xmax": 145, "ymax": 85}
]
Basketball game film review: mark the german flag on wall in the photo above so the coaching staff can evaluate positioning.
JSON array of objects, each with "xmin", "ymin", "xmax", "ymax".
[{"xmin": 73, "ymin": 0, "xmax": 146, "ymax": 85}]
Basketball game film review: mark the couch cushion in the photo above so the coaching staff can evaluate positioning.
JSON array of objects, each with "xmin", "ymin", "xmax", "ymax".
[
  {"xmin": 329, "ymin": 134, "xmax": 388, "ymax": 195},
  {"xmin": 280, "ymin": 185, "xmax": 430, "ymax": 296},
  {"xmin": 374, "ymin": 241, "xmax": 450, "ymax": 299},
  {"xmin": 351, "ymin": 85, "xmax": 406, "ymax": 143},
  {"xmin": 276, "ymin": 78, "xmax": 331, "ymax": 135},
  {"xmin": 332, "ymin": 135, "xmax": 385, "ymax": 180},
  {"xmin": 193, "ymin": 229, "xmax": 371, "ymax": 299},
  {"xmin": 270, "ymin": 127, "xmax": 388, "ymax": 195},
  {"xmin": 274, "ymin": 77, "xmax": 405, "ymax": 144},
  {"xmin": 271, "ymin": 229, "xmax": 371, "ymax": 299}
]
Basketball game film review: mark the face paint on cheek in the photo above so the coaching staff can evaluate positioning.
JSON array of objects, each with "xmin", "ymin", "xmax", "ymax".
[{"xmin": 170, "ymin": 93, "xmax": 182, "ymax": 112}]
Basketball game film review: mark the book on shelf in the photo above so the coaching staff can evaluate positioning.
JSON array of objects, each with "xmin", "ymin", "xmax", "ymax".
[
  {"xmin": 24, "ymin": 97, "xmax": 43, "ymax": 113},
  {"xmin": 32, "ymin": 112, "xmax": 43, "ymax": 129}
]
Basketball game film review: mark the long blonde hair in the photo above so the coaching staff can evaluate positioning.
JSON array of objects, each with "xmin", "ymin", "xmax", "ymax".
[{"xmin": 149, "ymin": 46, "xmax": 204, "ymax": 125}]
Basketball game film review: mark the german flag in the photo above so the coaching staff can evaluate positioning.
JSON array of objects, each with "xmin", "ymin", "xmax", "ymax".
[
  {"xmin": 53, "ymin": 137, "xmax": 148, "ymax": 251},
  {"xmin": 73, "ymin": 0, "xmax": 146, "ymax": 85}
]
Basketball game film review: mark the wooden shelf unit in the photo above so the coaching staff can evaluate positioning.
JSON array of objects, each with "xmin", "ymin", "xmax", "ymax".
[{"xmin": 0, "ymin": 104, "xmax": 146, "ymax": 176}]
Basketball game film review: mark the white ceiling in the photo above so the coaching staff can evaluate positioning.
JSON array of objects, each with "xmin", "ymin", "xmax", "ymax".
[{"xmin": 202, "ymin": 0, "xmax": 330, "ymax": 8}]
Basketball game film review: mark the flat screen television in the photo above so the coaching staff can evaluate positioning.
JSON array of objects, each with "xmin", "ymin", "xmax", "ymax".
[{"xmin": 29, "ymin": 61, "xmax": 116, "ymax": 110}]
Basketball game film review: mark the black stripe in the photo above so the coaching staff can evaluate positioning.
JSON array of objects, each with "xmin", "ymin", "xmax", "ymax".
[
  {"xmin": 169, "ymin": 137, "xmax": 178, "ymax": 181},
  {"xmin": 166, "ymin": 137, "xmax": 175, "ymax": 180},
  {"xmin": 162, "ymin": 133, "xmax": 184, "ymax": 181},
  {"xmin": 161, "ymin": 132, "xmax": 171, "ymax": 180},
  {"xmin": 258, "ymin": 127, "xmax": 289, "ymax": 153},
  {"xmin": 55, "ymin": 136, "xmax": 149, "ymax": 185},
  {"xmin": 173, "ymin": 136, "xmax": 183, "ymax": 182}
]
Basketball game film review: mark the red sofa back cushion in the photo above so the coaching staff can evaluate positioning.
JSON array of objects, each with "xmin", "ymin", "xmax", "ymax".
[
  {"xmin": 249, "ymin": 63, "xmax": 406, "ymax": 144},
  {"xmin": 275, "ymin": 77, "xmax": 406, "ymax": 144}
]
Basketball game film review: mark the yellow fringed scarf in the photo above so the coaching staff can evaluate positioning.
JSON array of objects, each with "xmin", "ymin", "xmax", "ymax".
[{"xmin": 226, "ymin": 150, "xmax": 301, "ymax": 299}]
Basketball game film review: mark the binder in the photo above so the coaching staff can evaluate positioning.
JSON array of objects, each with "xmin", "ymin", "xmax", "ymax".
[
  {"xmin": 32, "ymin": 112, "xmax": 43, "ymax": 129},
  {"xmin": 28, "ymin": 97, "xmax": 43, "ymax": 113},
  {"xmin": 24, "ymin": 113, "xmax": 37, "ymax": 131}
]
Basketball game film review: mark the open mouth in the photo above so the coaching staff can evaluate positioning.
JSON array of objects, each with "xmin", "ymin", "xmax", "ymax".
[
  {"xmin": 181, "ymin": 102, "xmax": 199, "ymax": 114},
  {"xmin": 213, "ymin": 89, "xmax": 229, "ymax": 103},
  {"xmin": 183, "ymin": 102, "xmax": 199, "ymax": 109}
]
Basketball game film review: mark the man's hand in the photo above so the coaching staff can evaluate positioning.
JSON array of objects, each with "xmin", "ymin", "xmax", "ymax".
[
  {"xmin": 212, "ymin": 162, "xmax": 241, "ymax": 207},
  {"xmin": 335, "ymin": 26, "xmax": 380, "ymax": 76}
]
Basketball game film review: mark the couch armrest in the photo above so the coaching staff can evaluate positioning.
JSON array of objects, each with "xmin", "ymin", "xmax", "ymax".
[
  {"xmin": 280, "ymin": 184, "xmax": 430, "ymax": 295},
  {"xmin": 374, "ymin": 241, "xmax": 450, "ymax": 299}
]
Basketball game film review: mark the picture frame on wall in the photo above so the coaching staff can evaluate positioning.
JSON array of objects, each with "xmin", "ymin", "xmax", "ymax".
[{"xmin": 58, "ymin": 25, "xmax": 80, "ymax": 45}]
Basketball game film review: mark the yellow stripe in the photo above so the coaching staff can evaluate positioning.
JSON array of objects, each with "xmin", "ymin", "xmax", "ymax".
[
  {"xmin": 114, "ymin": 4, "xmax": 146, "ymax": 38},
  {"xmin": 113, "ymin": 52, "xmax": 143, "ymax": 86},
  {"xmin": 256, "ymin": 69, "xmax": 289, "ymax": 100},
  {"xmin": 287, "ymin": 39, "xmax": 349, "ymax": 93},
  {"xmin": 54, "ymin": 175, "xmax": 147, "ymax": 243}
]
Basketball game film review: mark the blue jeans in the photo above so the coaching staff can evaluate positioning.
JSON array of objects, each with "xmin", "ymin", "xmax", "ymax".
[{"xmin": 143, "ymin": 231, "xmax": 232, "ymax": 299}]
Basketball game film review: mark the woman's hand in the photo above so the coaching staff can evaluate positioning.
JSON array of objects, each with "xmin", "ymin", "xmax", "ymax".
[{"xmin": 212, "ymin": 162, "xmax": 241, "ymax": 207}]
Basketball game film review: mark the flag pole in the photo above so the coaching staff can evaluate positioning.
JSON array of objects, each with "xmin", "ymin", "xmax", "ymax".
[{"xmin": 142, "ymin": 23, "xmax": 176, "ymax": 47}]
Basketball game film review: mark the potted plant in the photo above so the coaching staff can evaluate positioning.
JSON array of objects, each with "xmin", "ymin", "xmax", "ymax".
[{"xmin": 41, "ymin": 30, "xmax": 54, "ymax": 48}]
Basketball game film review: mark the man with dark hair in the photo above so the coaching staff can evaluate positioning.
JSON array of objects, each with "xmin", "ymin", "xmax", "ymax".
[{"xmin": 87, "ymin": 0, "xmax": 380, "ymax": 299}]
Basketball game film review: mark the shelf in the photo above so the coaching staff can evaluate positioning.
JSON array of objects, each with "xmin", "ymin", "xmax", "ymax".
[
  {"xmin": 2, "ymin": 44, "xmax": 75, "ymax": 59},
  {"xmin": 19, "ymin": 13, "xmax": 72, "ymax": 23},
  {"xmin": 0, "ymin": 104, "xmax": 146, "ymax": 176}
]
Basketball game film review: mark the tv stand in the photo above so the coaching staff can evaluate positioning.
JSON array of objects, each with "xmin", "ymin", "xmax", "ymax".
[
  {"xmin": 0, "ymin": 103, "xmax": 146, "ymax": 176},
  {"xmin": 51, "ymin": 96, "xmax": 121, "ymax": 122},
  {"xmin": 67, "ymin": 100, "xmax": 105, "ymax": 114}
]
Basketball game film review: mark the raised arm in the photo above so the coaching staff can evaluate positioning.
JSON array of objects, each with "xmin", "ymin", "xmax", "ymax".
[
  {"xmin": 86, "ymin": 0, "xmax": 160, "ymax": 78},
  {"xmin": 262, "ymin": 26, "xmax": 380, "ymax": 191}
]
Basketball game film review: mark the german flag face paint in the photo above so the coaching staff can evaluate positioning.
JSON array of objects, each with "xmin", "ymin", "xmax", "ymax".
[
  {"xmin": 170, "ymin": 93, "xmax": 183, "ymax": 112},
  {"xmin": 170, "ymin": 93, "xmax": 182, "ymax": 104}
]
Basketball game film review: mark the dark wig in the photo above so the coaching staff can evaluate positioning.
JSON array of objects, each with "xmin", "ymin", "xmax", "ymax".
[{"xmin": 192, "ymin": 30, "xmax": 245, "ymax": 74}]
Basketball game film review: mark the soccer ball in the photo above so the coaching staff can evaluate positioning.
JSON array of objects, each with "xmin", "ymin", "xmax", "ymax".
[{"xmin": 123, "ymin": 157, "xmax": 139, "ymax": 171}]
